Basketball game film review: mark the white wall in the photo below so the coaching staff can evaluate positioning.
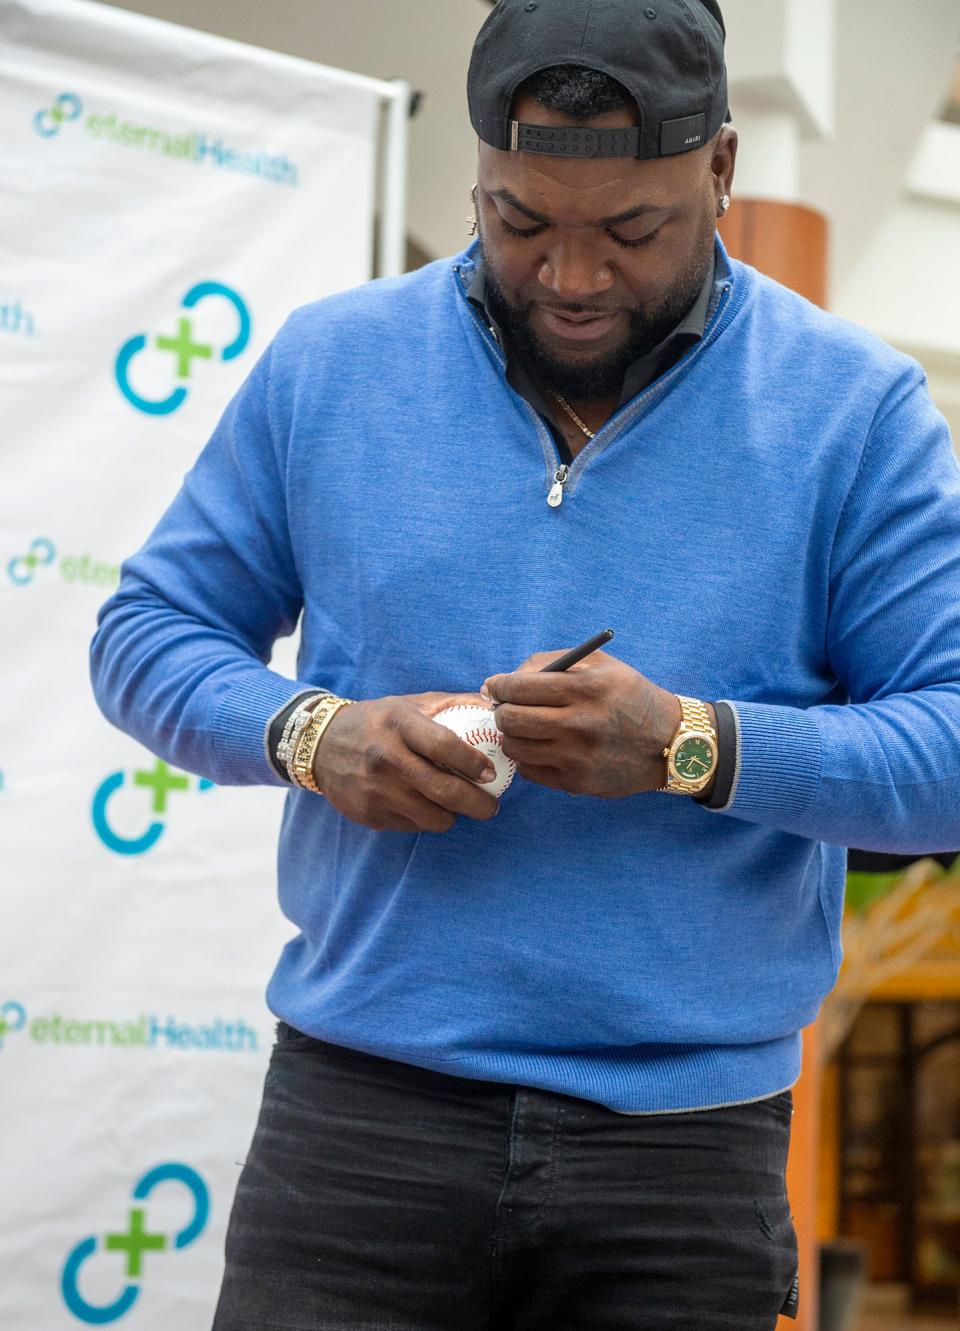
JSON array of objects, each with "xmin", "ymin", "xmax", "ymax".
[
  {"xmin": 795, "ymin": 0, "xmax": 960, "ymax": 442},
  {"xmin": 796, "ymin": 0, "xmax": 958, "ymax": 301}
]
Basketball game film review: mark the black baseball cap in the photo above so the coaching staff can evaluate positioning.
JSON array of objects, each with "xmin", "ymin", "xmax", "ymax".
[{"xmin": 468, "ymin": 0, "xmax": 730, "ymax": 160}]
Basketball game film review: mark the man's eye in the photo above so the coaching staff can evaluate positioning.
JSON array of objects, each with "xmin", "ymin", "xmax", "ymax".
[
  {"xmin": 498, "ymin": 217, "xmax": 662, "ymax": 249},
  {"xmin": 499, "ymin": 218, "xmax": 547, "ymax": 238},
  {"xmin": 608, "ymin": 229, "xmax": 661, "ymax": 249}
]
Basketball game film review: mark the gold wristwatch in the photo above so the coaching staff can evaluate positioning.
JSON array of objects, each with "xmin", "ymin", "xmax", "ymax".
[{"xmin": 658, "ymin": 695, "xmax": 718, "ymax": 796}]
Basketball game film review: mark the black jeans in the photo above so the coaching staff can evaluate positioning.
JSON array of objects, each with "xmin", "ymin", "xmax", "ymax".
[{"xmin": 211, "ymin": 1024, "xmax": 799, "ymax": 1330}]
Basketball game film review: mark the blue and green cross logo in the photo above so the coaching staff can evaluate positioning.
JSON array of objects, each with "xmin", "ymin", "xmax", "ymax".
[
  {"xmin": 92, "ymin": 759, "xmax": 214, "ymax": 855},
  {"xmin": 61, "ymin": 1163, "xmax": 209, "ymax": 1324},
  {"xmin": 115, "ymin": 281, "xmax": 251, "ymax": 415},
  {"xmin": 34, "ymin": 92, "xmax": 83, "ymax": 138},
  {"xmin": 7, "ymin": 536, "xmax": 56, "ymax": 586}
]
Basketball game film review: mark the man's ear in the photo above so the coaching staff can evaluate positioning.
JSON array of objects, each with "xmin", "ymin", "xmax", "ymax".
[{"xmin": 712, "ymin": 125, "xmax": 738, "ymax": 198}]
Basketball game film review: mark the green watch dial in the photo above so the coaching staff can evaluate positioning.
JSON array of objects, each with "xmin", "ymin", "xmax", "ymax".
[{"xmin": 674, "ymin": 736, "xmax": 715, "ymax": 780}]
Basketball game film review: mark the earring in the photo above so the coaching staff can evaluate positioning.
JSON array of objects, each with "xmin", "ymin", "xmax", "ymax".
[
  {"xmin": 719, "ymin": 193, "xmax": 731, "ymax": 213},
  {"xmin": 467, "ymin": 183, "xmax": 478, "ymax": 236}
]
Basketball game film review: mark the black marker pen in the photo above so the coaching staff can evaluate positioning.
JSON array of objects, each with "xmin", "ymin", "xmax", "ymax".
[{"xmin": 539, "ymin": 629, "xmax": 615, "ymax": 673}]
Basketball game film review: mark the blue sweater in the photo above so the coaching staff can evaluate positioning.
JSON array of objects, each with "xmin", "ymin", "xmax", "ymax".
[{"xmin": 90, "ymin": 235, "xmax": 960, "ymax": 1113}]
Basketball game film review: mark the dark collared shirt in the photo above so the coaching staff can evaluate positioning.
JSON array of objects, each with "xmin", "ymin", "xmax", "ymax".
[{"xmin": 466, "ymin": 251, "xmax": 716, "ymax": 464}]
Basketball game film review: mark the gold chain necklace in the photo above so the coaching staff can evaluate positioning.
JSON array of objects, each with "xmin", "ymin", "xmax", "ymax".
[{"xmin": 550, "ymin": 390, "xmax": 596, "ymax": 440}]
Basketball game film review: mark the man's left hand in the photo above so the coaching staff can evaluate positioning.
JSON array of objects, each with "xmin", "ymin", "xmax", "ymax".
[{"xmin": 481, "ymin": 650, "xmax": 703, "ymax": 798}]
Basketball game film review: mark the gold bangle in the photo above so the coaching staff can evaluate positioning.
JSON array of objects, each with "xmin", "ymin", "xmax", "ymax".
[{"xmin": 290, "ymin": 695, "xmax": 354, "ymax": 794}]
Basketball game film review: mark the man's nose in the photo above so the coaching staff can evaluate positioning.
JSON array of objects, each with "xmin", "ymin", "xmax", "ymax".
[{"xmin": 538, "ymin": 235, "xmax": 614, "ymax": 303}]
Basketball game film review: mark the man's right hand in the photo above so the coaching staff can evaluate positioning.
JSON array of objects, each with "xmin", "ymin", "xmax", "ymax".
[{"xmin": 311, "ymin": 692, "xmax": 502, "ymax": 833}]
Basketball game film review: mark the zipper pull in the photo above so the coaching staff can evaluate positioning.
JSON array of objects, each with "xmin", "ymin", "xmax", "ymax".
[{"xmin": 547, "ymin": 465, "xmax": 570, "ymax": 508}]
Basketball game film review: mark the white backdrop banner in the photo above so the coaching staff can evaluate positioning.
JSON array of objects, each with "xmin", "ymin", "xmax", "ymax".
[{"xmin": 0, "ymin": 1, "xmax": 382, "ymax": 1325}]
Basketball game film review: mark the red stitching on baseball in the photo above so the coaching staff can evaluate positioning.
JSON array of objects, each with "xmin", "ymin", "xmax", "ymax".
[{"xmin": 466, "ymin": 727, "xmax": 500, "ymax": 746}]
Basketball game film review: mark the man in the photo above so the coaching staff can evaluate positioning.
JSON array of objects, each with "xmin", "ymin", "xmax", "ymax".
[{"xmin": 88, "ymin": 1, "xmax": 960, "ymax": 1327}]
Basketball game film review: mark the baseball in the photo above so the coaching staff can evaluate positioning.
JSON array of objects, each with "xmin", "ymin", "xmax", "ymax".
[{"xmin": 433, "ymin": 704, "xmax": 516, "ymax": 798}]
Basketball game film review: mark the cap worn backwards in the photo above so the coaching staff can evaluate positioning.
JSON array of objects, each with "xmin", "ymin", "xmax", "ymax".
[{"xmin": 467, "ymin": 0, "xmax": 730, "ymax": 161}]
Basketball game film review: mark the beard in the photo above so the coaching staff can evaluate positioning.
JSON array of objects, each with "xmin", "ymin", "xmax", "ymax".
[{"xmin": 479, "ymin": 225, "xmax": 715, "ymax": 402}]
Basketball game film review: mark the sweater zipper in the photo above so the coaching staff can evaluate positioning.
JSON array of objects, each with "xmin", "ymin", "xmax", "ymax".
[
  {"xmin": 548, "ymin": 465, "xmax": 570, "ymax": 508},
  {"xmin": 461, "ymin": 296, "xmax": 569, "ymax": 496},
  {"xmin": 455, "ymin": 265, "xmax": 733, "ymax": 508},
  {"xmin": 461, "ymin": 299, "xmax": 578, "ymax": 507}
]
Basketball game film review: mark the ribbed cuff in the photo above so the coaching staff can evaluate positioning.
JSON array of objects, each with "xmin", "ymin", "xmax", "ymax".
[
  {"xmin": 210, "ymin": 667, "xmax": 329, "ymax": 787},
  {"xmin": 705, "ymin": 699, "xmax": 822, "ymax": 823}
]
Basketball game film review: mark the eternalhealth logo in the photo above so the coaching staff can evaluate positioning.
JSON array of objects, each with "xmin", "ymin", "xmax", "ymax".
[
  {"xmin": 115, "ymin": 281, "xmax": 251, "ymax": 415},
  {"xmin": 92, "ymin": 759, "xmax": 214, "ymax": 855},
  {"xmin": 61, "ymin": 1163, "xmax": 209, "ymax": 1325},
  {"xmin": 1, "ymin": 1001, "xmax": 258, "ymax": 1054},
  {"xmin": 33, "ymin": 91, "xmax": 83, "ymax": 137},
  {"xmin": 6, "ymin": 537, "xmax": 119, "ymax": 588},
  {"xmin": 34, "ymin": 89, "xmax": 299, "ymax": 186}
]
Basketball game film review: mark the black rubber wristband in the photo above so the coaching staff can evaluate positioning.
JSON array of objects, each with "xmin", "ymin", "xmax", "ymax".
[{"xmin": 691, "ymin": 701, "xmax": 736, "ymax": 808}]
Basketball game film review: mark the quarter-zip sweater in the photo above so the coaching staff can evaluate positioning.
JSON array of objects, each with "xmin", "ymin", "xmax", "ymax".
[
  {"xmin": 90, "ymin": 234, "xmax": 960, "ymax": 1113},
  {"xmin": 263, "ymin": 247, "xmax": 738, "ymax": 808}
]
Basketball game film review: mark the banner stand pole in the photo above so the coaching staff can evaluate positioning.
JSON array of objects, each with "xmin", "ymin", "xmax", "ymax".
[{"xmin": 379, "ymin": 78, "xmax": 411, "ymax": 279}]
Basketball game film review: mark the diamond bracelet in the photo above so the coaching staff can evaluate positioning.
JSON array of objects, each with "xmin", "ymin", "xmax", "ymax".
[{"xmin": 277, "ymin": 693, "xmax": 330, "ymax": 781}]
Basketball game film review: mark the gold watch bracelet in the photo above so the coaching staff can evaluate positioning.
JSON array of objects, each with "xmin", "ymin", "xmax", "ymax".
[{"xmin": 657, "ymin": 695, "xmax": 718, "ymax": 795}]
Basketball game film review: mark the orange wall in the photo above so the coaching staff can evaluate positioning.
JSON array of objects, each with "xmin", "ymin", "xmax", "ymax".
[{"xmin": 719, "ymin": 198, "xmax": 830, "ymax": 1331}]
